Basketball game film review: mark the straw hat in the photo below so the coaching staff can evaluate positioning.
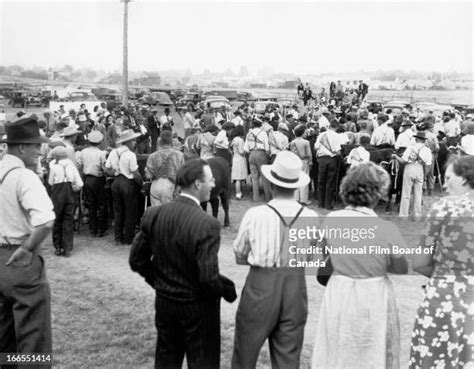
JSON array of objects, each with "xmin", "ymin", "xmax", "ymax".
[
  {"xmin": 88, "ymin": 131, "xmax": 104, "ymax": 144},
  {"xmin": 261, "ymin": 151, "xmax": 310, "ymax": 189},
  {"xmin": 116, "ymin": 129, "xmax": 141, "ymax": 144},
  {"xmin": 50, "ymin": 146, "xmax": 68, "ymax": 159},
  {"xmin": 60, "ymin": 125, "xmax": 81, "ymax": 137}
]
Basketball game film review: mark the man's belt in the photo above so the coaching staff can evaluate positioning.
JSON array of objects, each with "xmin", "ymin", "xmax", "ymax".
[{"xmin": 0, "ymin": 243, "xmax": 21, "ymax": 248}]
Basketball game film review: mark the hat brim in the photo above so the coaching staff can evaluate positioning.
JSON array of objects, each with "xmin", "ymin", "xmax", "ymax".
[
  {"xmin": 261, "ymin": 165, "xmax": 310, "ymax": 189},
  {"xmin": 116, "ymin": 132, "xmax": 141, "ymax": 144},
  {"xmin": 0, "ymin": 136, "xmax": 50, "ymax": 144}
]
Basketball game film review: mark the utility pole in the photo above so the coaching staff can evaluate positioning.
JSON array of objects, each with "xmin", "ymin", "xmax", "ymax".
[{"xmin": 121, "ymin": 0, "xmax": 130, "ymax": 106}]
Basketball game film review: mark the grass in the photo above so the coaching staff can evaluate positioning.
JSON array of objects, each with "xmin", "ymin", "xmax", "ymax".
[{"xmin": 42, "ymin": 193, "xmax": 440, "ymax": 368}]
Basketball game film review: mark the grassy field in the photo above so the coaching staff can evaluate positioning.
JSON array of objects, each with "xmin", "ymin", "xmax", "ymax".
[{"xmin": 42, "ymin": 194, "xmax": 440, "ymax": 369}]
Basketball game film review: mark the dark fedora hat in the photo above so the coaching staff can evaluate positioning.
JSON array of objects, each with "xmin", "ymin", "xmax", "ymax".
[
  {"xmin": 413, "ymin": 131, "xmax": 428, "ymax": 140},
  {"xmin": 0, "ymin": 117, "xmax": 50, "ymax": 144}
]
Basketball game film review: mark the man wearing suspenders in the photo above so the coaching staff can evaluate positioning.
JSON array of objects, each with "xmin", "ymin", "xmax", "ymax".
[
  {"xmin": 232, "ymin": 151, "xmax": 319, "ymax": 369},
  {"xmin": 0, "ymin": 117, "xmax": 55, "ymax": 364},
  {"xmin": 105, "ymin": 129, "xmax": 142, "ymax": 245}
]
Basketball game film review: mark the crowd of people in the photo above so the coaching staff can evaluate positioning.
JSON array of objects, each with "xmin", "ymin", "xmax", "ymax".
[{"xmin": 0, "ymin": 86, "xmax": 473, "ymax": 368}]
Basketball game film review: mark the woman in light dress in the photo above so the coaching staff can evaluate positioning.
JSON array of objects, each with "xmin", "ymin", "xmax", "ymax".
[
  {"xmin": 312, "ymin": 162, "xmax": 409, "ymax": 369},
  {"xmin": 230, "ymin": 125, "xmax": 247, "ymax": 199}
]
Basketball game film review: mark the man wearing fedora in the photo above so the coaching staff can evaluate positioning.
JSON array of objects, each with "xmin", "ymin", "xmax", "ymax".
[
  {"xmin": 392, "ymin": 130, "xmax": 432, "ymax": 221},
  {"xmin": 232, "ymin": 151, "xmax": 319, "ymax": 369},
  {"xmin": 105, "ymin": 129, "xmax": 142, "ymax": 245},
  {"xmin": 77, "ymin": 131, "xmax": 108, "ymax": 237},
  {"xmin": 0, "ymin": 117, "xmax": 55, "ymax": 361}
]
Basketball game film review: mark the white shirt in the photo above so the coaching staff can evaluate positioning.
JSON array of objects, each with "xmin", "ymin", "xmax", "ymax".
[
  {"xmin": 214, "ymin": 130, "xmax": 229, "ymax": 150},
  {"xmin": 271, "ymin": 131, "xmax": 289, "ymax": 156},
  {"xmin": 183, "ymin": 112, "xmax": 195, "ymax": 130},
  {"xmin": 395, "ymin": 129, "xmax": 414, "ymax": 149},
  {"xmin": 370, "ymin": 123, "xmax": 395, "ymax": 146},
  {"xmin": 0, "ymin": 155, "xmax": 55, "ymax": 245},
  {"xmin": 318, "ymin": 115, "xmax": 330, "ymax": 130},
  {"xmin": 444, "ymin": 119, "xmax": 460, "ymax": 137},
  {"xmin": 346, "ymin": 147, "xmax": 370, "ymax": 166},
  {"xmin": 105, "ymin": 146, "xmax": 138, "ymax": 179},
  {"xmin": 231, "ymin": 116, "xmax": 244, "ymax": 126},
  {"xmin": 461, "ymin": 135, "xmax": 474, "ymax": 155},
  {"xmin": 314, "ymin": 129, "xmax": 341, "ymax": 157},
  {"xmin": 402, "ymin": 143, "xmax": 432, "ymax": 165},
  {"xmin": 159, "ymin": 114, "xmax": 173, "ymax": 126},
  {"xmin": 48, "ymin": 158, "xmax": 84, "ymax": 192}
]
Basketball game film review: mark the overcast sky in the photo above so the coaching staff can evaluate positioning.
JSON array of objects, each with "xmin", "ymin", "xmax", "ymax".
[{"xmin": 0, "ymin": 0, "xmax": 473, "ymax": 74}]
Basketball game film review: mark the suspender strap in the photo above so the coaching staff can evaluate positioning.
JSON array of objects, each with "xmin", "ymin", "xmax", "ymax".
[
  {"xmin": 266, "ymin": 203, "xmax": 305, "ymax": 266},
  {"xmin": 0, "ymin": 167, "xmax": 21, "ymax": 185}
]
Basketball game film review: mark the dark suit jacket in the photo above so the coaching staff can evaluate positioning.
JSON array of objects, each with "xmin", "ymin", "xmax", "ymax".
[{"xmin": 130, "ymin": 195, "xmax": 224, "ymax": 303}]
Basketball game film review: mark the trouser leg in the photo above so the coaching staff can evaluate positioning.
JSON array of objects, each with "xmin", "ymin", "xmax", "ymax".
[
  {"xmin": 62, "ymin": 188, "xmax": 75, "ymax": 254},
  {"xmin": 317, "ymin": 157, "xmax": 329, "ymax": 208},
  {"xmin": 399, "ymin": 166, "xmax": 414, "ymax": 218},
  {"xmin": 325, "ymin": 157, "xmax": 338, "ymax": 209},
  {"xmin": 413, "ymin": 169, "xmax": 424, "ymax": 219},
  {"xmin": 122, "ymin": 179, "xmax": 138, "ymax": 244},
  {"xmin": 112, "ymin": 178, "xmax": 124, "ymax": 243},
  {"xmin": 51, "ymin": 185, "xmax": 66, "ymax": 252},
  {"xmin": 249, "ymin": 152, "xmax": 261, "ymax": 202}
]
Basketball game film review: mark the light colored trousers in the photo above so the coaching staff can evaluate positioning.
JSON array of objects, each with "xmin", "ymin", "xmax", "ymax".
[
  {"xmin": 249, "ymin": 150, "xmax": 271, "ymax": 202},
  {"xmin": 399, "ymin": 163, "xmax": 424, "ymax": 219},
  {"xmin": 294, "ymin": 161, "xmax": 310, "ymax": 203},
  {"xmin": 150, "ymin": 177, "xmax": 175, "ymax": 207}
]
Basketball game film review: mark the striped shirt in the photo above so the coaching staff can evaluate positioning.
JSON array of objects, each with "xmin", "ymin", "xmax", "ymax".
[{"xmin": 233, "ymin": 199, "xmax": 319, "ymax": 267}]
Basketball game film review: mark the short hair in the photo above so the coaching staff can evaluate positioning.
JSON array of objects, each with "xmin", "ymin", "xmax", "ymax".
[
  {"xmin": 252, "ymin": 119, "xmax": 262, "ymax": 128},
  {"xmin": 330, "ymin": 119, "xmax": 339, "ymax": 129},
  {"xmin": 176, "ymin": 159, "xmax": 208, "ymax": 188},
  {"xmin": 231, "ymin": 125, "xmax": 245, "ymax": 140},
  {"xmin": 294, "ymin": 125, "xmax": 306, "ymax": 137},
  {"xmin": 450, "ymin": 155, "xmax": 474, "ymax": 189},
  {"xmin": 359, "ymin": 121, "xmax": 367, "ymax": 130},
  {"xmin": 340, "ymin": 162, "xmax": 389, "ymax": 208},
  {"xmin": 360, "ymin": 135, "xmax": 370, "ymax": 145},
  {"xmin": 158, "ymin": 130, "xmax": 173, "ymax": 146}
]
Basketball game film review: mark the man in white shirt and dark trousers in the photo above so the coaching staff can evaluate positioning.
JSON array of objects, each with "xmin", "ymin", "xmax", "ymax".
[
  {"xmin": 314, "ymin": 120, "xmax": 342, "ymax": 209},
  {"xmin": 105, "ymin": 129, "xmax": 142, "ymax": 245},
  {"xmin": 77, "ymin": 131, "xmax": 108, "ymax": 237}
]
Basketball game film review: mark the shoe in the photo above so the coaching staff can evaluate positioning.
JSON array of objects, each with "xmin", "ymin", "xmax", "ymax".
[
  {"xmin": 63, "ymin": 251, "xmax": 71, "ymax": 258},
  {"xmin": 97, "ymin": 231, "xmax": 107, "ymax": 238},
  {"xmin": 90, "ymin": 232, "xmax": 98, "ymax": 237},
  {"xmin": 236, "ymin": 193, "xmax": 242, "ymax": 200},
  {"xmin": 115, "ymin": 240, "xmax": 122, "ymax": 246},
  {"xmin": 54, "ymin": 249, "xmax": 62, "ymax": 256}
]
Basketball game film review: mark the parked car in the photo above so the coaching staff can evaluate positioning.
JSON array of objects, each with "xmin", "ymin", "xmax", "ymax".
[
  {"xmin": 237, "ymin": 91, "xmax": 257, "ymax": 103},
  {"xmin": 465, "ymin": 105, "xmax": 474, "ymax": 115},
  {"xmin": 254, "ymin": 101, "xmax": 282, "ymax": 114},
  {"xmin": 96, "ymin": 93, "xmax": 122, "ymax": 111},
  {"xmin": 383, "ymin": 100, "xmax": 412, "ymax": 116},
  {"xmin": 26, "ymin": 94, "xmax": 43, "ymax": 107},
  {"xmin": 177, "ymin": 92, "xmax": 203, "ymax": 111},
  {"xmin": 203, "ymin": 96, "xmax": 231, "ymax": 109},
  {"xmin": 9, "ymin": 91, "xmax": 27, "ymax": 108},
  {"xmin": 365, "ymin": 99, "xmax": 384, "ymax": 113},
  {"xmin": 139, "ymin": 91, "xmax": 173, "ymax": 106}
]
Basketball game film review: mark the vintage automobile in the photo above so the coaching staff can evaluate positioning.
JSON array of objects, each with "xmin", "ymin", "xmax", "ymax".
[
  {"xmin": 365, "ymin": 99, "xmax": 384, "ymax": 113},
  {"xmin": 254, "ymin": 101, "xmax": 282, "ymax": 114},
  {"xmin": 465, "ymin": 105, "xmax": 474, "ymax": 115},
  {"xmin": 26, "ymin": 93, "xmax": 43, "ymax": 107},
  {"xmin": 177, "ymin": 92, "xmax": 203, "ymax": 111},
  {"xmin": 96, "ymin": 93, "xmax": 122, "ymax": 111},
  {"xmin": 236, "ymin": 91, "xmax": 257, "ymax": 103},
  {"xmin": 203, "ymin": 96, "xmax": 231, "ymax": 109},
  {"xmin": 139, "ymin": 91, "xmax": 173, "ymax": 106},
  {"xmin": 383, "ymin": 100, "xmax": 412, "ymax": 116},
  {"xmin": 9, "ymin": 91, "xmax": 28, "ymax": 108}
]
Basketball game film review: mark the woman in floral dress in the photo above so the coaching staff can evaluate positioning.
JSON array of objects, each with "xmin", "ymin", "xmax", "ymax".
[{"xmin": 410, "ymin": 155, "xmax": 474, "ymax": 368}]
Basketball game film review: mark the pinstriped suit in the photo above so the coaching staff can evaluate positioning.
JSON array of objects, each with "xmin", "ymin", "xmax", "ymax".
[{"xmin": 130, "ymin": 195, "xmax": 224, "ymax": 368}]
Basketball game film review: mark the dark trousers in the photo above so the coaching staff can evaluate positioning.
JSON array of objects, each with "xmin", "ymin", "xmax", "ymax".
[
  {"xmin": 232, "ymin": 267, "xmax": 307, "ymax": 369},
  {"xmin": 51, "ymin": 182, "xmax": 75, "ymax": 253},
  {"xmin": 111, "ymin": 175, "xmax": 138, "ymax": 244},
  {"xmin": 84, "ymin": 175, "xmax": 107, "ymax": 235},
  {"xmin": 317, "ymin": 156, "xmax": 339, "ymax": 209},
  {"xmin": 0, "ymin": 247, "xmax": 52, "ymax": 369},
  {"xmin": 154, "ymin": 295, "xmax": 220, "ymax": 369}
]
